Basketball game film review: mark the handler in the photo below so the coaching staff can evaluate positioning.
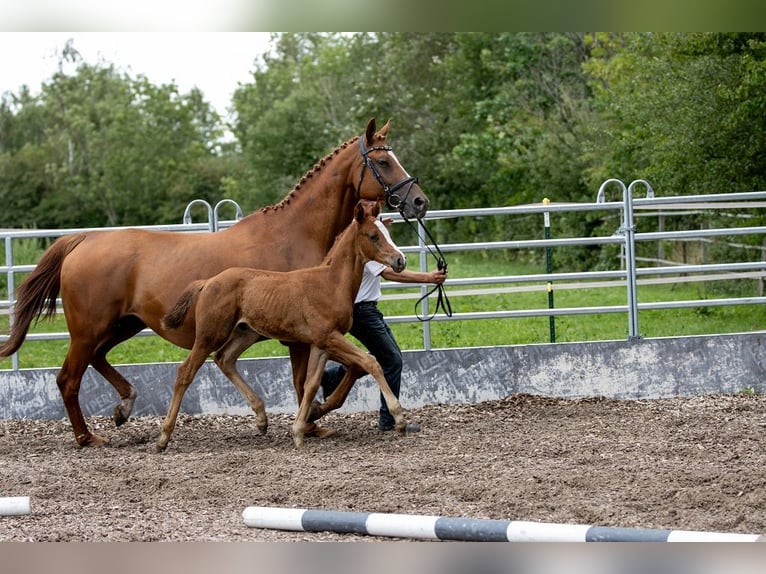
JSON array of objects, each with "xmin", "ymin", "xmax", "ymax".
[{"xmin": 320, "ymin": 216, "xmax": 447, "ymax": 432}]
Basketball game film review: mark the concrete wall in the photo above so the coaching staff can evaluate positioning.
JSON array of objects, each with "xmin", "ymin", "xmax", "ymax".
[{"xmin": 2, "ymin": 331, "xmax": 765, "ymax": 420}]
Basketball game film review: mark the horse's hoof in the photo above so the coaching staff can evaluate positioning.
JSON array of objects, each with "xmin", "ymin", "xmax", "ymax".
[
  {"xmin": 113, "ymin": 406, "xmax": 128, "ymax": 427},
  {"xmin": 308, "ymin": 400, "xmax": 323, "ymax": 422},
  {"xmin": 257, "ymin": 421, "xmax": 268, "ymax": 435},
  {"xmin": 155, "ymin": 443, "xmax": 167, "ymax": 454},
  {"xmin": 303, "ymin": 422, "xmax": 337, "ymax": 439},
  {"xmin": 76, "ymin": 433, "xmax": 110, "ymax": 447}
]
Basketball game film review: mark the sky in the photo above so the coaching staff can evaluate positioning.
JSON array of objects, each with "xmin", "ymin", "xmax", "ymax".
[{"xmin": 0, "ymin": 32, "xmax": 275, "ymax": 119}]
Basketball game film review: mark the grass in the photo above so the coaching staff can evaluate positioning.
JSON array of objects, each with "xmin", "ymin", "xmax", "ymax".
[{"xmin": 2, "ymin": 251, "xmax": 765, "ymax": 370}]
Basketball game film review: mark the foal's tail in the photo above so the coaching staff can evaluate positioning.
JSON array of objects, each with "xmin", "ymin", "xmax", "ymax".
[
  {"xmin": 161, "ymin": 280, "xmax": 206, "ymax": 330},
  {"xmin": 0, "ymin": 233, "xmax": 87, "ymax": 358}
]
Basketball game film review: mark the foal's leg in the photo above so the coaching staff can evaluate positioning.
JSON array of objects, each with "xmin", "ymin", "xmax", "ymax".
[
  {"xmin": 307, "ymin": 363, "xmax": 366, "ymax": 422},
  {"xmin": 292, "ymin": 345, "xmax": 330, "ymax": 448},
  {"xmin": 325, "ymin": 333, "xmax": 406, "ymax": 435},
  {"xmin": 213, "ymin": 328, "xmax": 269, "ymax": 435},
  {"xmin": 156, "ymin": 345, "xmax": 210, "ymax": 452},
  {"xmin": 290, "ymin": 342, "xmax": 336, "ymax": 438}
]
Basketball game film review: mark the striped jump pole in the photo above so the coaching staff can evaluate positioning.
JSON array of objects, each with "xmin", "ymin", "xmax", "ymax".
[
  {"xmin": 0, "ymin": 497, "xmax": 30, "ymax": 516},
  {"xmin": 242, "ymin": 506, "xmax": 764, "ymax": 542}
]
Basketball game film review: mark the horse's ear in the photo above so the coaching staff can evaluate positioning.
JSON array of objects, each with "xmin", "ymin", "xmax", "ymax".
[
  {"xmin": 371, "ymin": 201, "xmax": 381, "ymax": 219},
  {"xmin": 365, "ymin": 118, "xmax": 377, "ymax": 145},
  {"xmin": 354, "ymin": 200, "xmax": 366, "ymax": 223},
  {"xmin": 377, "ymin": 119, "xmax": 391, "ymax": 140}
]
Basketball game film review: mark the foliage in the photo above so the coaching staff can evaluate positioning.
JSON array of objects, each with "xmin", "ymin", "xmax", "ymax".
[{"xmin": 2, "ymin": 32, "xmax": 766, "ymax": 262}]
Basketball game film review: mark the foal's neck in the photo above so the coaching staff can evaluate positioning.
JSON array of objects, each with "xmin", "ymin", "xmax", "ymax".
[{"xmin": 324, "ymin": 223, "xmax": 369, "ymax": 299}]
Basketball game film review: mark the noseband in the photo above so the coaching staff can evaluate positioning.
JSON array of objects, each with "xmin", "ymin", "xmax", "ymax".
[{"xmin": 357, "ymin": 138, "xmax": 419, "ymax": 212}]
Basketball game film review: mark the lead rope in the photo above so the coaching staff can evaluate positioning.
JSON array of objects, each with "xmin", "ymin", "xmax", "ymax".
[{"xmin": 400, "ymin": 216, "xmax": 453, "ymax": 321}]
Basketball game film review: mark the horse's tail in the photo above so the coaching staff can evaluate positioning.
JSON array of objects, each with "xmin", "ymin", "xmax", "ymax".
[
  {"xmin": 0, "ymin": 233, "xmax": 88, "ymax": 358},
  {"xmin": 162, "ymin": 280, "xmax": 206, "ymax": 330}
]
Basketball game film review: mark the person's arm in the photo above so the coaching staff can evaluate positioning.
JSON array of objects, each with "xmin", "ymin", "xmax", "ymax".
[{"xmin": 381, "ymin": 267, "xmax": 447, "ymax": 285}]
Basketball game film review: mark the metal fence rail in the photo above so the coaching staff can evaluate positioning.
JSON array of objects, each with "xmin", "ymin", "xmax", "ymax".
[{"xmin": 3, "ymin": 181, "xmax": 766, "ymax": 368}]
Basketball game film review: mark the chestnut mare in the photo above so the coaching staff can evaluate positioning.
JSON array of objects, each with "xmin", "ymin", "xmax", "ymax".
[
  {"xmin": 158, "ymin": 200, "xmax": 406, "ymax": 450},
  {"xmin": 0, "ymin": 118, "xmax": 429, "ymax": 447}
]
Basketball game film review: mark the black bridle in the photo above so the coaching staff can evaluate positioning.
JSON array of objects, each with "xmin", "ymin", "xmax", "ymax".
[
  {"xmin": 357, "ymin": 137, "xmax": 452, "ymax": 321},
  {"xmin": 357, "ymin": 138, "xmax": 419, "ymax": 211}
]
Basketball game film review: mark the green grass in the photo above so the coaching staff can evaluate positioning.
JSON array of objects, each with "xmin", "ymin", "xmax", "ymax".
[{"xmin": 2, "ymin": 251, "xmax": 765, "ymax": 369}]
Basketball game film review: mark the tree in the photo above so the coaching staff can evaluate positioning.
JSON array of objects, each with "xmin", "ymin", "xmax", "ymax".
[{"xmin": 0, "ymin": 45, "xmax": 227, "ymax": 228}]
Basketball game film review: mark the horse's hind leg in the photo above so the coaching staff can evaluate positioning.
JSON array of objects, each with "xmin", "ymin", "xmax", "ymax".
[
  {"xmin": 91, "ymin": 353, "xmax": 136, "ymax": 427},
  {"xmin": 57, "ymin": 341, "xmax": 109, "ymax": 447},
  {"xmin": 213, "ymin": 328, "xmax": 268, "ymax": 435},
  {"xmin": 90, "ymin": 317, "xmax": 145, "ymax": 426}
]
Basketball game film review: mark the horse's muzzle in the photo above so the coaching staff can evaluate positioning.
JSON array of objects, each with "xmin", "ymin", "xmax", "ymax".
[{"xmin": 398, "ymin": 186, "xmax": 429, "ymax": 220}]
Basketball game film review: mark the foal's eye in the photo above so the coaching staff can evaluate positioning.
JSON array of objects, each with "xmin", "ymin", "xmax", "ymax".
[{"xmin": 370, "ymin": 234, "xmax": 379, "ymax": 242}]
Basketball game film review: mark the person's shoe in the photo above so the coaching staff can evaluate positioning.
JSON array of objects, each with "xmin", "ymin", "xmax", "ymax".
[{"xmin": 378, "ymin": 422, "xmax": 421, "ymax": 433}]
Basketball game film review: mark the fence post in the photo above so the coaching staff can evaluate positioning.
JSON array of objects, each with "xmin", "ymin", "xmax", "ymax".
[
  {"xmin": 213, "ymin": 199, "xmax": 244, "ymax": 232},
  {"xmin": 182, "ymin": 199, "xmax": 214, "ymax": 232},
  {"xmin": 416, "ymin": 222, "xmax": 432, "ymax": 350},
  {"xmin": 543, "ymin": 198, "xmax": 556, "ymax": 343},
  {"xmin": 4, "ymin": 236, "xmax": 18, "ymax": 370},
  {"xmin": 624, "ymin": 180, "xmax": 655, "ymax": 340},
  {"xmin": 598, "ymin": 178, "xmax": 641, "ymax": 341}
]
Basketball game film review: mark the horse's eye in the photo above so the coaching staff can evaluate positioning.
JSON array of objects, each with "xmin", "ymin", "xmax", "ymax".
[
  {"xmin": 370, "ymin": 234, "xmax": 379, "ymax": 242},
  {"xmin": 376, "ymin": 158, "xmax": 389, "ymax": 168}
]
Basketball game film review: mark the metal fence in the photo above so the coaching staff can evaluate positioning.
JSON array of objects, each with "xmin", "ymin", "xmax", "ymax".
[{"xmin": 3, "ymin": 181, "xmax": 766, "ymax": 370}]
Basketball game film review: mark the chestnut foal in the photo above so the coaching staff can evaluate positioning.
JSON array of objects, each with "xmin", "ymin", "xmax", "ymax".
[{"xmin": 158, "ymin": 200, "xmax": 407, "ymax": 450}]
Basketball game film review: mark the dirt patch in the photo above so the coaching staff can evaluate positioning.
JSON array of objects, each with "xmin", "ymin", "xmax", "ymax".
[{"xmin": 1, "ymin": 394, "xmax": 765, "ymax": 541}]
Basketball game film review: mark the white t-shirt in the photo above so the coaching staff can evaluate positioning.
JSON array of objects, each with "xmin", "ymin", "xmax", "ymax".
[{"xmin": 355, "ymin": 260, "xmax": 387, "ymax": 303}]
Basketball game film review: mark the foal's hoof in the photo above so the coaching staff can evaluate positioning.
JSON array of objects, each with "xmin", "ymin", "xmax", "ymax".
[
  {"xmin": 76, "ymin": 432, "xmax": 110, "ymax": 447},
  {"xmin": 303, "ymin": 422, "xmax": 337, "ymax": 439}
]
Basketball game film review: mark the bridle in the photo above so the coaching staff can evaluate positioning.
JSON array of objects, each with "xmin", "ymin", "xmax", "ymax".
[
  {"xmin": 357, "ymin": 138, "xmax": 419, "ymax": 211},
  {"xmin": 357, "ymin": 136, "xmax": 452, "ymax": 321}
]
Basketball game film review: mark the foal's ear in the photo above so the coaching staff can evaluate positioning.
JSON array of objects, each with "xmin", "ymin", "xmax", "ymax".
[{"xmin": 365, "ymin": 117, "xmax": 377, "ymax": 146}]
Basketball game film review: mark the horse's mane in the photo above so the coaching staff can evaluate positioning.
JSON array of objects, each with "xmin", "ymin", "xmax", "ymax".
[{"xmin": 258, "ymin": 135, "xmax": 361, "ymax": 215}]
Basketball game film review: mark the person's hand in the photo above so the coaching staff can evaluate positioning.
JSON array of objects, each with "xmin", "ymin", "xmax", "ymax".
[
  {"xmin": 381, "ymin": 217, "xmax": 395, "ymax": 228},
  {"xmin": 431, "ymin": 268, "xmax": 447, "ymax": 284}
]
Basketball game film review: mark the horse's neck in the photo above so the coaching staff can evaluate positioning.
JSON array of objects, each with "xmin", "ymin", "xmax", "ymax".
[{"xmin": 227, "ymin": 138, "xmax": 362, "ymax": 260}]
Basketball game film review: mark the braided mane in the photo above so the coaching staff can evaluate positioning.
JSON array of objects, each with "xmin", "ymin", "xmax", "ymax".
[{"xmin": 259, "ymin": 136, "xmax": 361, "ymax": 214}]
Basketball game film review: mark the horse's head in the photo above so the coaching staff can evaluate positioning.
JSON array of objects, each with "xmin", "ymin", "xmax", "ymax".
[
  {"xmin": 355, "ymin": 200, "xmax": 406, "ymax": 273},
  {"xmin": 357, "ymin": 118, "xmax": 429, "ymax": 220}
]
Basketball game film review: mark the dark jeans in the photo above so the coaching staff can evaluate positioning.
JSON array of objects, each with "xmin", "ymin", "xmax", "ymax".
[{"xmin": 321, "ymin": 301, "xmax": 402, "ymax": 428}]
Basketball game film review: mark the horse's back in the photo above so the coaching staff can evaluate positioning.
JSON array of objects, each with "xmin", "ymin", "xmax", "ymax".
[{"xmin": 58, "ymin": 228, "xmax": 236, "ymax": 335}]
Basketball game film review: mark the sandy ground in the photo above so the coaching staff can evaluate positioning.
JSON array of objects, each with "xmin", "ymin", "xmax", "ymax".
[{"xmin": 1, "ymin": 393, "xmax": 765, "ymax": 542}]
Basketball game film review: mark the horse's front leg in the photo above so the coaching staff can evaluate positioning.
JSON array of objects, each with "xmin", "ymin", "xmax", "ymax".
[
  {"xmin": 325, "ymin": 334, "xmax": 407, "ymax": 435},
  {"xmin": 288, "ymin": 343, "xmax": 310, "ymax": 405},
  {"xmin": 307, "ymin": 363, "xmax": 365, "ymax": 422},
  {"xmin": 291, "ymin": 342, "xmax": 337, "ymax": 438},
  {"xmin": 292, "ymin": 345, "xmax": 329, "ymax": 449}
]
